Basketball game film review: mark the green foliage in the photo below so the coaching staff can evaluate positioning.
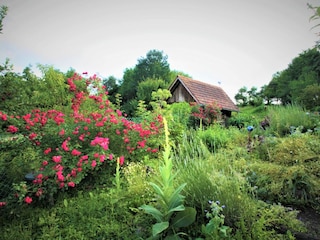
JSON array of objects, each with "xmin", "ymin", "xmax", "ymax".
[
  {"xmin": 0, "ymin": 68, "xmax": 29, "ymax": 115},
  {"xmin": 102, "ymin": 75, "xmax": 120, "ymax": 104},
  {"xmin": 200, "ymin": 200, "xmax": 231, "ymax": 239},
  {"xmin": 120, "ymin": 50, "xmax": 171, "ymax": 116},
  {"xmin": 140, "ymin": 118, "xmax": 196, "ymax": 239},
  {"xmin": 1, "ymin": 188, "xmax": 153, "ymax": 239},
  {"xmin": 150, "ymin": 89, "xmax": 172, "ymax": 114},
  {"xmin": 308, "ymin": 3, "xmax": 320, "ymax": 40},
  {"xmin": 267, "ymin": 104, "xmax": 316, "ymax": 136},
  {"xmin": 173, "ymin": 131, "xmax": 307, "ymax": 239},
  {"xmin": 250, "ymin": 134, "xmax": 320, "ymax": 207},
  {"xmin": 1, "ymin": 80, "xmax": 318, "ymax": 240},
  {"xmin": 197, "ymin": 124, "xmax": 233, "ymax": 152},
  {"xmin": 32, "ymin": 65, "xmax": 69, "ymax": 109},
  {"xmin": 0, "ymin": 5, "xmax": 8, "ymax": 34},
  {"xmin": 265, "ymin": 48, "xmax": 320, "ymax": 107},
  {"xmin": 298, "ymin": 84, "xmax": 320, "ymax": 111},
  {"xmin": 0, "ymin": 64, "xmax": 80, "ymax": 116},
  {"xmin": 137, "ymin": 77, "xmax": 167, "ymax": 106},
  {"xmin": 166, "ymin": 102, "xmax": 192, "ymax": 145},
  {"xmin": 235, "ymin": 86, "xmax": 249, "ymax": 106},
  {"xmin": 120, "ymin": 68, "xmax": 136, "ymax": 104},
  {"xmin": 0, "ymin": 73, "xmax": 163, "ymax": 209},
  {"xmin": 122, "ymin": 161, "xmax": 153, "ymax": 206},
  {"xmin": 0, "ymin": 134, "xmax": 41, "ymax": 205},
  {"xmin": 169, "ymin": 102, "xmax": 192, "ymax": 127},
  {"xmin": 235, "ymin": 86, "xmax": 264, "ymax": 107},
  {"xmin": 229, "ymin": 105, "xmax": 268, "ymax": 129}
]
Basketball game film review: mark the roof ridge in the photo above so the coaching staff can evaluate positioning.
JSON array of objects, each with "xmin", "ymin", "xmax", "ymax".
[
  {"xmin": 169, "ymin": 75, "xmax": 239, "ymax": 112},
  {"xmin": 178, "ymin": 75, "xmax": 222, "ymax": 89}
]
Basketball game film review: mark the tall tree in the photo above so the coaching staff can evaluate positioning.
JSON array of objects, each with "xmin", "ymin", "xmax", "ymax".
[
  {"xmin": 134, "ymin": 49, "xmax": 171, "ymax": 84},
  {"xmin": 247, "ymin": 86, "xmax": 259, "ymax": 106},
  {"xmin": 235, "ymin": 86, "xmax": 248, "ymax": 106},
  {"xmin": 265, "ymin": 48, "xmax": 320, "ymax": 106},
  {"xmin": 120, "ymin": 68, "xmax": 136, "ymax": 103},
  {"xmin": 103, "ymin": 75, "xmax": 120, "ymax": 104},
  {"xmin": 119, "ymin": 50, "xmax": 171, "ymax": 115}
]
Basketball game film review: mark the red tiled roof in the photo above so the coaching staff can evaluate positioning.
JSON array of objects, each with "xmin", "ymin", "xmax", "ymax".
[{"xmin": 169, "ymin": 75, "xmax": 239, "ymax": 112}]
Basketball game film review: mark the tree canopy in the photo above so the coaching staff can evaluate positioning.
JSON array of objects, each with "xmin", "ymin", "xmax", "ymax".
[
  {"xmin": 235, "ymin": 47, "xmax": 320, "ymax": 110},
  {"xmin": 264, "ymin": 48, "xmax": 320, "ymax": 109},
  {"xmin": 119, "ymin": 49, "xmax": 172, "ymax": 115}
]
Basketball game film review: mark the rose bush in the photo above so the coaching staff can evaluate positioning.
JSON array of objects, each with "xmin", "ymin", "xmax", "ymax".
[{"xmin": 0, "ymin": 73, "xmax": 163, "ymax": 206}]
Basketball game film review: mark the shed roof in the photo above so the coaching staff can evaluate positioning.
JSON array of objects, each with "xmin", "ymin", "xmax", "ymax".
[{"xmin": 169, "ymin": 75, "xmax": 239, "ymax": 112}]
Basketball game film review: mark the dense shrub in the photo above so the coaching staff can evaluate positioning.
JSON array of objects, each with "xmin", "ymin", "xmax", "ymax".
[
  {"xmin": 249, "ymin": 134, "xmax": 320, "ymax": 208},
  {"xmin": 0, "ymin": 73, "xmax": 163, "ymax": 208}
]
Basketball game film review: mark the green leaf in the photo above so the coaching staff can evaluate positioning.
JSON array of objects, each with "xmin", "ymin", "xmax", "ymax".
[
  {"xmin": 219, "ymin": 226, "xmax": 229, "ymax": 237},
  {"xmin": 140, "ymin": 204, "xmax": 164, "ymax": 222},
  {"xmin": 89, "ymin": 192, "xmax": 94, "ymax": 198},
  {"xmin": 164, "ymin": 235, "xmax": 182, "ymax": 240},
  {"xmin": 171, "ymin": 207, "xmax": 197, "ymax": 228},
  {"xmin": 167, "ymin": 183, "xmax": 187, "ymax": 209},
  {"xmin": 168, "ymin": 204, "xmax": 185, "ymax": 214},
  {"xmin": 152, "ymin": 221, "xmax": 169, "ymax": 236},
  {"xmin": 150, "ymin": 182, "xmax": 165, "ymax": 198},
  {"xmin": 63, "ymin": 199, "xmax": 68, "ymax": 208}
]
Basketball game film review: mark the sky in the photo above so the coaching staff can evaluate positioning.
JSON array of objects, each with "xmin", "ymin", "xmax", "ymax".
[{"xmin": 0, "ymin": 0, "xmax": 319, "ymax": 101}]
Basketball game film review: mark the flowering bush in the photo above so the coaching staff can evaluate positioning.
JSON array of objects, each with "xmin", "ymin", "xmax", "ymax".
[
  {"xmin": 0, "ymin": 73, "xmax": 163, "ymax": 206},
  {"xmin": 189, "ymin": 101, "xmax": 222, "ymax": 128}
]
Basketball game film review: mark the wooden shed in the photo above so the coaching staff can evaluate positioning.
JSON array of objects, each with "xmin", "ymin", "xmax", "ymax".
[{"xmin": 167, "ymin": 75, "xmax": 239, "ymax": 117}]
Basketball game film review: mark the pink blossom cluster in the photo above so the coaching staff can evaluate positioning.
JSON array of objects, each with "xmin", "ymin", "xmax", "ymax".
[{"xmin": 0, "ymin": 73, "xmax": 163, "ymax": 207}]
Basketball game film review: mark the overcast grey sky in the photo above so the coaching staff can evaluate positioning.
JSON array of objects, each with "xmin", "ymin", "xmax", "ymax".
[{"xmin": 0, "ymin": 0, "xmax": 319, "ymax": 101}]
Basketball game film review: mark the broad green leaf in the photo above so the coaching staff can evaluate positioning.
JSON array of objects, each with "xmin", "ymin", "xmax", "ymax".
[
  {"xmin": 140, "ymin": 204, "xmax": 164, "ymax": 222},
  {"xmin": 171, "ymin": 207, "xmax": 197, "ymax": 228},
  {"xmin": 167, "ymin": 204, "xmax": 185, "ymax": 213},
  {"xmin": 152, "ymin": 221, "xmax": 169, "ymax": 236}
]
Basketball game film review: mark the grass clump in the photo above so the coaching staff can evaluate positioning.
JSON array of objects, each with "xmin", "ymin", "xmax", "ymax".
[{"xmin": 267, "ymin": 104, "xmax": 316, "ymax": 136}]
